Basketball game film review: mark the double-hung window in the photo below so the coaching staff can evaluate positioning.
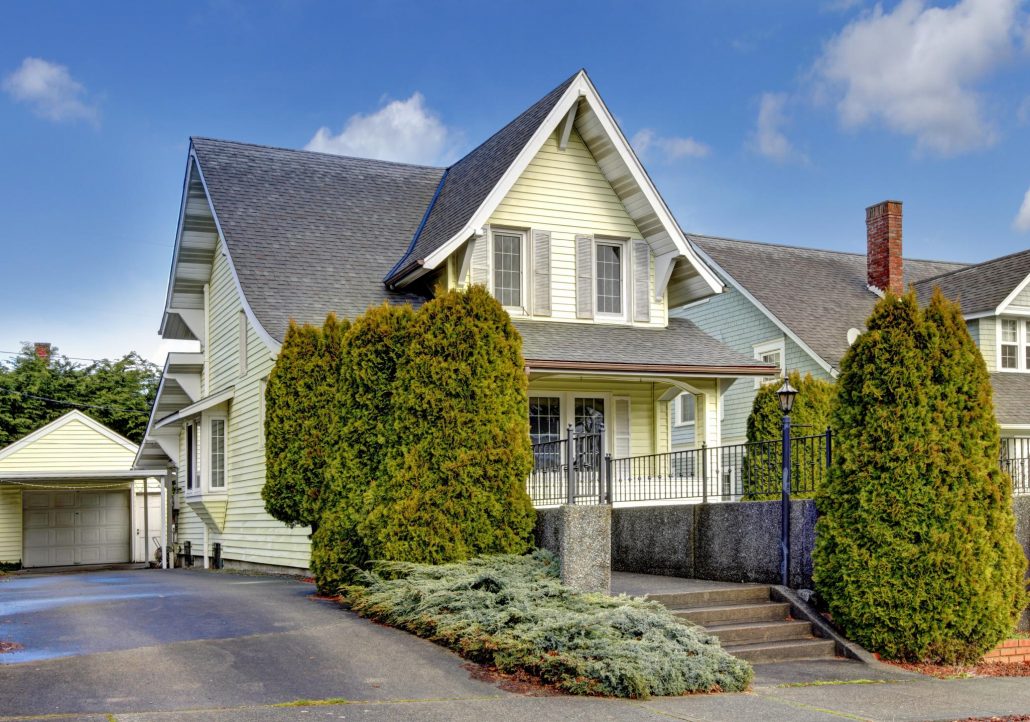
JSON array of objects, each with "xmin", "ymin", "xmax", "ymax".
[
  {"xmin": 754, "ymin": 339, "xmax": 786, "ymax": 386},
  {"xmin": 998, "ymin": 317, "xmax": 1030, "ymax": 371},
  {"xmin": 209, "ymin": 417, "xmax": 226, "ymax": 490},
  {"xmin": 493, "ymin": 230, "xmax": 524, "ymax": 309},
  {"xmin": 595, "ymin": 241, "xmax": 625, "ymax": 318}
]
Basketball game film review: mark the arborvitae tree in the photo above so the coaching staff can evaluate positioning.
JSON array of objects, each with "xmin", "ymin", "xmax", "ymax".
[
  {"xmin": 311, "ymin": 303, "xmax": 415, "ymax": 594},
  {"xmin": 814, "ymin": 290, "xmax": 1027, "ymax": 663},
  {"xmin": 262, "ymin": 314, "xmax": 347, "ymax": 534},
  {"xmin": 359, "ymin": 285, "xmax": 536, "ymax": 564},
  {"xmin": 743, "ymin": 371, "xmax": 836, "ymax": 500}
]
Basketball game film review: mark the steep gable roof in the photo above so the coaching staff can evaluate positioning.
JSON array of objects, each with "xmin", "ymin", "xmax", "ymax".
[
  {"xmin": 385, "ymin": 71, "xmax": 579, "ymax": 283},
  {"xmin": 189, "ymin": 139, "xmax": 444, "ymax": 344},
  {"xmin": 690, "ymin": 235, "xmax": 967, "ymax": 372},
  {"xmin": 913, "ymin": 248, "xmax": 1030, "ymax": 316},
  {"xmin": 0, "ymin": 410, "xmax": 137, "ymax": 469}
]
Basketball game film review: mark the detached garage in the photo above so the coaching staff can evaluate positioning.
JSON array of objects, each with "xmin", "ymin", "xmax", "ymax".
[{"xmin": 0, "ymin": 411, "xmax": 169, "ymax": 569}]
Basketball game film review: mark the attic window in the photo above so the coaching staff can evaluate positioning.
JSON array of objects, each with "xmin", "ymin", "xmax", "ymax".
[
  {"xmin": 492, "ymin": 231, "xmax": 524, "ymax": 309},
  {"xmin": 595, "ymin": 242, "xmax": 624, "ymax": 316}
]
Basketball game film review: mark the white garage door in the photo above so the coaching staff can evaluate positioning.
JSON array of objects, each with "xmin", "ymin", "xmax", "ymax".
[{"xmin": 22, "ymin": 490, "xmax": 131, "ymax": 568}]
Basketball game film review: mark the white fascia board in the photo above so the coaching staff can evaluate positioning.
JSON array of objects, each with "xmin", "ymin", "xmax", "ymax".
[
  {"xmin": 158, "ymin": 153, "xmax": 196, "ymax": 338},
  {"xmin": 153, "ymin": 386, "xmax": 235, "ymax": 430},
  {"xmin": 0, "ymin": 469, "xmax": 168, "ymax": 481},
  {"xmin": 0, "ymin": 410, "xmax": 138, "ymax": 463},
  {"xmin": 995, "ymin": 272, "xmax": 1030, "ymax": 316},
  {"xmin": 690, "ymin": 241, "xmax": 838, "ymax": 379},
  {"xmin": 190, "ymin": 150, "xmax": 282, "ymax": 355},
  {"xmin": 419, "ymin": 72, "xmax": 723, "ymax": 296}
]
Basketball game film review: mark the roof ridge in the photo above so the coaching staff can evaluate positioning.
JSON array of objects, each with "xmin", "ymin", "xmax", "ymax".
[
  {"xmin": 442, "ymin": 69, "xmax": 583, "ymax": 173},
  {"xmin": 688, "ymin": 232, "xmax": 969, "ymax": 267},
  {"xmin": 190, "ymin": 136, "xmax": 446, "ymax": 171},
  {"xmin": 912, "ymin": 246, "xmax": 1030, "ymax": 287}
]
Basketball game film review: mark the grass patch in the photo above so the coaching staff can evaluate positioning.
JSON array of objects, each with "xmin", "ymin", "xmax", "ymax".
[
  {"xmin": 776, "ymin": 679, "xmax": 899, "ymax": 688},
  {"xmin": 272, "ymin": 697, "xmax": 349, "ymax": 707},
  {"xmin": 341, "ymin": 550, "xmax": 752, "ymax": 699}
]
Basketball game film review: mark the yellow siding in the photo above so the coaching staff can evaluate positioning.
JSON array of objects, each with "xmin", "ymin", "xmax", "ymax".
[
  {"xmin": 0, "ymin": 486, "xmax": 21, "ymax": 562},
  {"xmin": 476, "ymin": 128, "xmax": 666, "ymax": 327},
  {"xmin": 0, "ymin": 418, "xmax": 134, "ymax": 471},
  {"xmin": 174, "ymin": 244, "xmax": 312, "ymax": 570}
]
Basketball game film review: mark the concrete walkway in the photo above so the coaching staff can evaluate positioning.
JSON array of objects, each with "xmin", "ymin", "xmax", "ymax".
[{"xmin": 1, "ymin": 569, "xmax": 1029, "ymax": 721}]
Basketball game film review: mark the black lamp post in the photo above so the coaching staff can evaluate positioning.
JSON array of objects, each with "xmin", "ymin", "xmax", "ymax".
[{"xmin": 777, "ymin": 377, "xmax": 798, "ymax": 588}]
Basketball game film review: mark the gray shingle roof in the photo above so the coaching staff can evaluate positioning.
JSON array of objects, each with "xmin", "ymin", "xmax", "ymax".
[
  {"xmin": 991, "ymin": 373, "xmax": 1030, "ymax": 426},
  {"xmin": 691, "ymin": 235, "xmax": 967, "ymax": 369},
  {"xmin": 191, "ymin": 138, "xmax": 444, "ymax": 342},
  {"xmin": 913, "ymin": 249, "xmax": 1030, "ymax": 314},
  {"xmin": 514, "ymin": 318, "xmax": 775, "ymax": 373},
  {"xmin": 385, "ymin": 71, "xmax": 579, "ymax": 283}
]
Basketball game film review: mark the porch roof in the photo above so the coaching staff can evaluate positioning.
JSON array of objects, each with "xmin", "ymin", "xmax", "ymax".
[
  {"xmin": 514, "ymin": 318, "xmax": 777, "ymax": 376},
  {"xmin": 991, "ymin": 373, "xmax": 1030, "ymax": 427}
]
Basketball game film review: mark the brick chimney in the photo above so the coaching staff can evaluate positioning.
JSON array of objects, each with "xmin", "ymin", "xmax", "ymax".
[
  {"xmin": 866, "ymin": 200, "xmax": 903, "ymax": 295},
  {"xmin": 33, "ymin": 342, "xmax": 51, "ymax": 361}
]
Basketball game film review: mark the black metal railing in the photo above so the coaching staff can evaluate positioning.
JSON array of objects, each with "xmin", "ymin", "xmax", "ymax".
[
  {"xmin": 529, "ymin": 428, "xmax": 1030, "ymax": 506},
  {"xmin": 1000, "ymin": 438, "xmax": 1030, "ymax": 496},
  {"xmin": 527, "ymin": 426, "xmax": 609, "ymax": 506}
]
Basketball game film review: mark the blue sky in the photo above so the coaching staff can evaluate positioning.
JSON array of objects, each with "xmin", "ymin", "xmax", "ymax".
[{"xmin": 2, "ymin": 0, "xmax": 1029, "ymax": 363}]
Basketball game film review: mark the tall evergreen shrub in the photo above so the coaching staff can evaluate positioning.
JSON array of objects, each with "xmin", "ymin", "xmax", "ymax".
[
  {"xmin": 262, "ymin": 314, "xmax": 347, "ymax": 534},
  {"xmin": 311, "ymin": 304, "xmax": 415, "ymax": 593},
  {"xmin": 814, "ymin": 290, "xmax": 1027, "ymax": 663},
  {"xmin": 360, "ymin": 285, "xmax": 536, "ymax": 564},
  {"xmin": 744, "ymin": 371, "xmax": 836, "ymax": 499}
]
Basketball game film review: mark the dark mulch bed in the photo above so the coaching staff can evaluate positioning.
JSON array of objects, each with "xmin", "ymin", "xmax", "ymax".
[{"xmin": 890, "ymin": 660, "xmax": 1030, "ymax": 679}]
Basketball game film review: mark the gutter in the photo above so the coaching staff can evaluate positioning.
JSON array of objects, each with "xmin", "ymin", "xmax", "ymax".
[{"xmin": 524, "ymin": 359, "xmax": 778, "ymax": 376}]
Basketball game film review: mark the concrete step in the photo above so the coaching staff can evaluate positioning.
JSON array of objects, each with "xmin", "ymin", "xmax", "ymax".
[
  {"xmin": 706, "ymin": 619, "xmax": 814, "ymax": 645},
  {"xmin": 723, "ymin": 637, "xmax": 838, "ymax": 664},
  {"xmin": 647, "ymin": 585, "xmax": 771, "ymax": 609},
  {"xmin": 672, "ymin": 601, "xmax": 791, "ymax": 626}
]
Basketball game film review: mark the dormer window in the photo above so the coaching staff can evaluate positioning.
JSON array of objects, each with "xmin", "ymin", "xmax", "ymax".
[{"xmin": 492, "ymin": 230, "xmax": 525, "ymax": 309}]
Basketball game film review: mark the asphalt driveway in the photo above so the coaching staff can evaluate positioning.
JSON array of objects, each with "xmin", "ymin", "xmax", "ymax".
[{"xmin": 2, "ymin": 569, "xmax": 1030, "ymax": 721}]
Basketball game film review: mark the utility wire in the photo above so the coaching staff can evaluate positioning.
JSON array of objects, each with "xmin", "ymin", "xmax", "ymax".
[
  {"xmin": 0, "ymin": 386, "xmax": 150, "ymax": 416},
  {"xmin": 0, "ymin": 349, "xmax": 142, "ymax": 364}
]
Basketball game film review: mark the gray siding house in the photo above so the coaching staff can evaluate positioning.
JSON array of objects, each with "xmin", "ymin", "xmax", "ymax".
[{"xmin": 673, "ymin": 200, "xmax": 1030, "ymax": 453}]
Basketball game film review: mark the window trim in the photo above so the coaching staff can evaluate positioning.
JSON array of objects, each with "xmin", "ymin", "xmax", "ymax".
[
  {"xmin": 594, "ymin": 238, "xmax": 629, "ymax": 322},
  {"xmin": 673, "ymin": 393, "xmax": 696, "ymax": 428},
  {"xmin": 207, "ymin": 413, "xmax": 227, "ymax": 491},
  {"xmin": 185, "ymin": 420, "xmax": 199, "ymax": 492},
  {"xmin": 753, "ymin": 338, "xmax": 786, "ymax": 387},
  {"xmin": 490, "ymin": 228, "xmax": 529, "ymax": 314},
  {"xmin": 997, "ymin": 316, "xmax": 1026, "ymax": 373}
]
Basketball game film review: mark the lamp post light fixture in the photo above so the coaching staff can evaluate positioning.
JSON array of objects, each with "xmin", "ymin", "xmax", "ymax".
[{"xmin": 777, "ymin": 377, "xmax": 798, "ymax": 588}]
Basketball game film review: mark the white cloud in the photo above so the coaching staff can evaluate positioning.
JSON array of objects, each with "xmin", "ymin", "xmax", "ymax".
[
  {"xmin": 751, "ymin": 92, "xmax": 805, "ymax": 163},
  {"xmin": 822, "ymin": 0, "xmax": 865, "ymax": 13},
  {"xmin": 1018, "ymin": 95, "xmax": 1030, "ymax": 125},
  {"xmin": 816, "ymin": 0, "xmax": 1022, "ymax": 156},
  {"xmin": 1015, "ymin": 186, "xmax": 1030, "ymax": 232},
  {"xmin": 631, "ymin": 128, "xmax": 711, "ymax": 160},
  {"xmin": 2, "ymin": 57, "xmax": 99, "ymax": 124},
  {"xmin": 305, "ymin": 92, "xmax": 461, "ymax": 165}
]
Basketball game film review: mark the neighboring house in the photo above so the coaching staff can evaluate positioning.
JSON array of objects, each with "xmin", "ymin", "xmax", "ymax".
[
  {"xmin": 134, "ymin": 69, "xmax": 777, "ymax": 572},
  {"xmin": 0, "ymin": 410, "xmax": 167, "ymax": 569},
  {"xmin": 674, "ymin": 200, "xmax": 1030, "ymax": 460}
]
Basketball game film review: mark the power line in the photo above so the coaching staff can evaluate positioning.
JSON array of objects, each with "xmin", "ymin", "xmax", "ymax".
[
  {"xmin": 0, "ymin": 386, "xmax": 150, "ymax": 416},
  {"xmin": 0, "ymin": 349, "xmax": 138, "ymax": 364}
]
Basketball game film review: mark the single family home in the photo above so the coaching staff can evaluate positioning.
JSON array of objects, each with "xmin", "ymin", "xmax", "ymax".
[{"xmin": 135, "ymin": 70, "xmax": 777, "ymax": 572}]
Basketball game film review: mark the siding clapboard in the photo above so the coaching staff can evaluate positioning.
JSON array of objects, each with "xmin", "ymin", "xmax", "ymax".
[
  {"xmin": 0, "ymin": 486, "xmax": 22, "ymax": 563},
  {"xmin": 0, "ymin": 419, "xmax": 134, "ymax": 471},
  {"xmin": 471, "ymin": 129, "xmax": 665, "ymax": 327}
]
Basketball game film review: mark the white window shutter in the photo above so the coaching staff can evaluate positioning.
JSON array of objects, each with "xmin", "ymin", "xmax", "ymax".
[
  {"xmin": 470, "ymin": 225, "xmax": 490, "ymax": 287},
  {"xmin": 614, "ymin": 397, "xmax": 631, "ymax": 458},
  {"xmin": 633, "ymin": 239, "xmax": 651, "ymax": 323},
  {"xmin": 532, "ymin": 230, "xmax": 551, "ymax": 316},
  {"xmin": 576, "ymin": 234, "xmax": 593, "ymax": 319}
]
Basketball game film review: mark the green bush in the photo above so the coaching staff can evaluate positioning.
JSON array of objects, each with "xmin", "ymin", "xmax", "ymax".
[
  {"xmin": 311, "ymin": 304, "xmax": 415, "ymax": 594},
  {"xmin": 743, "ymin": 371, "xmax": 836, "ymax": 500},
  {"xmin": 359, "ymin": 286, "xmax": 536, "ymax": 564},
  {"xmin": 262, "ymin": 314, "xmax": 348, "ymax": 533},
  {"xmin": 343, "ymin": 551, "xmax": 753, "ymax": 698},
  {"xmin": 814, "ymin": 290, "xmax": 1028, "ymax": 663}
]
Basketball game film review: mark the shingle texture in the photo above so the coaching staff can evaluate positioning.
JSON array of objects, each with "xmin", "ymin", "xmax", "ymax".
[
  {"xmin": 914, "ymin": 249, "xmax": 1030, "ymax": 315},
  {"xmin": 991, "ymin": 373, "xmax": 1030, "ymax": 426},
  {"xmin": 514, "ymin": 318, "xmax": 773, "ymax": 370},
  {"xmin": 386, "ymin": 72, "xmax": 579, "ymax": 282},
  {"xmin": 691, "ymin": 235, "xmax": 967, "ymax": 369},
  {"xmin": 191, "ymin": 138, "xmax": 444, "ymax": 342}
]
